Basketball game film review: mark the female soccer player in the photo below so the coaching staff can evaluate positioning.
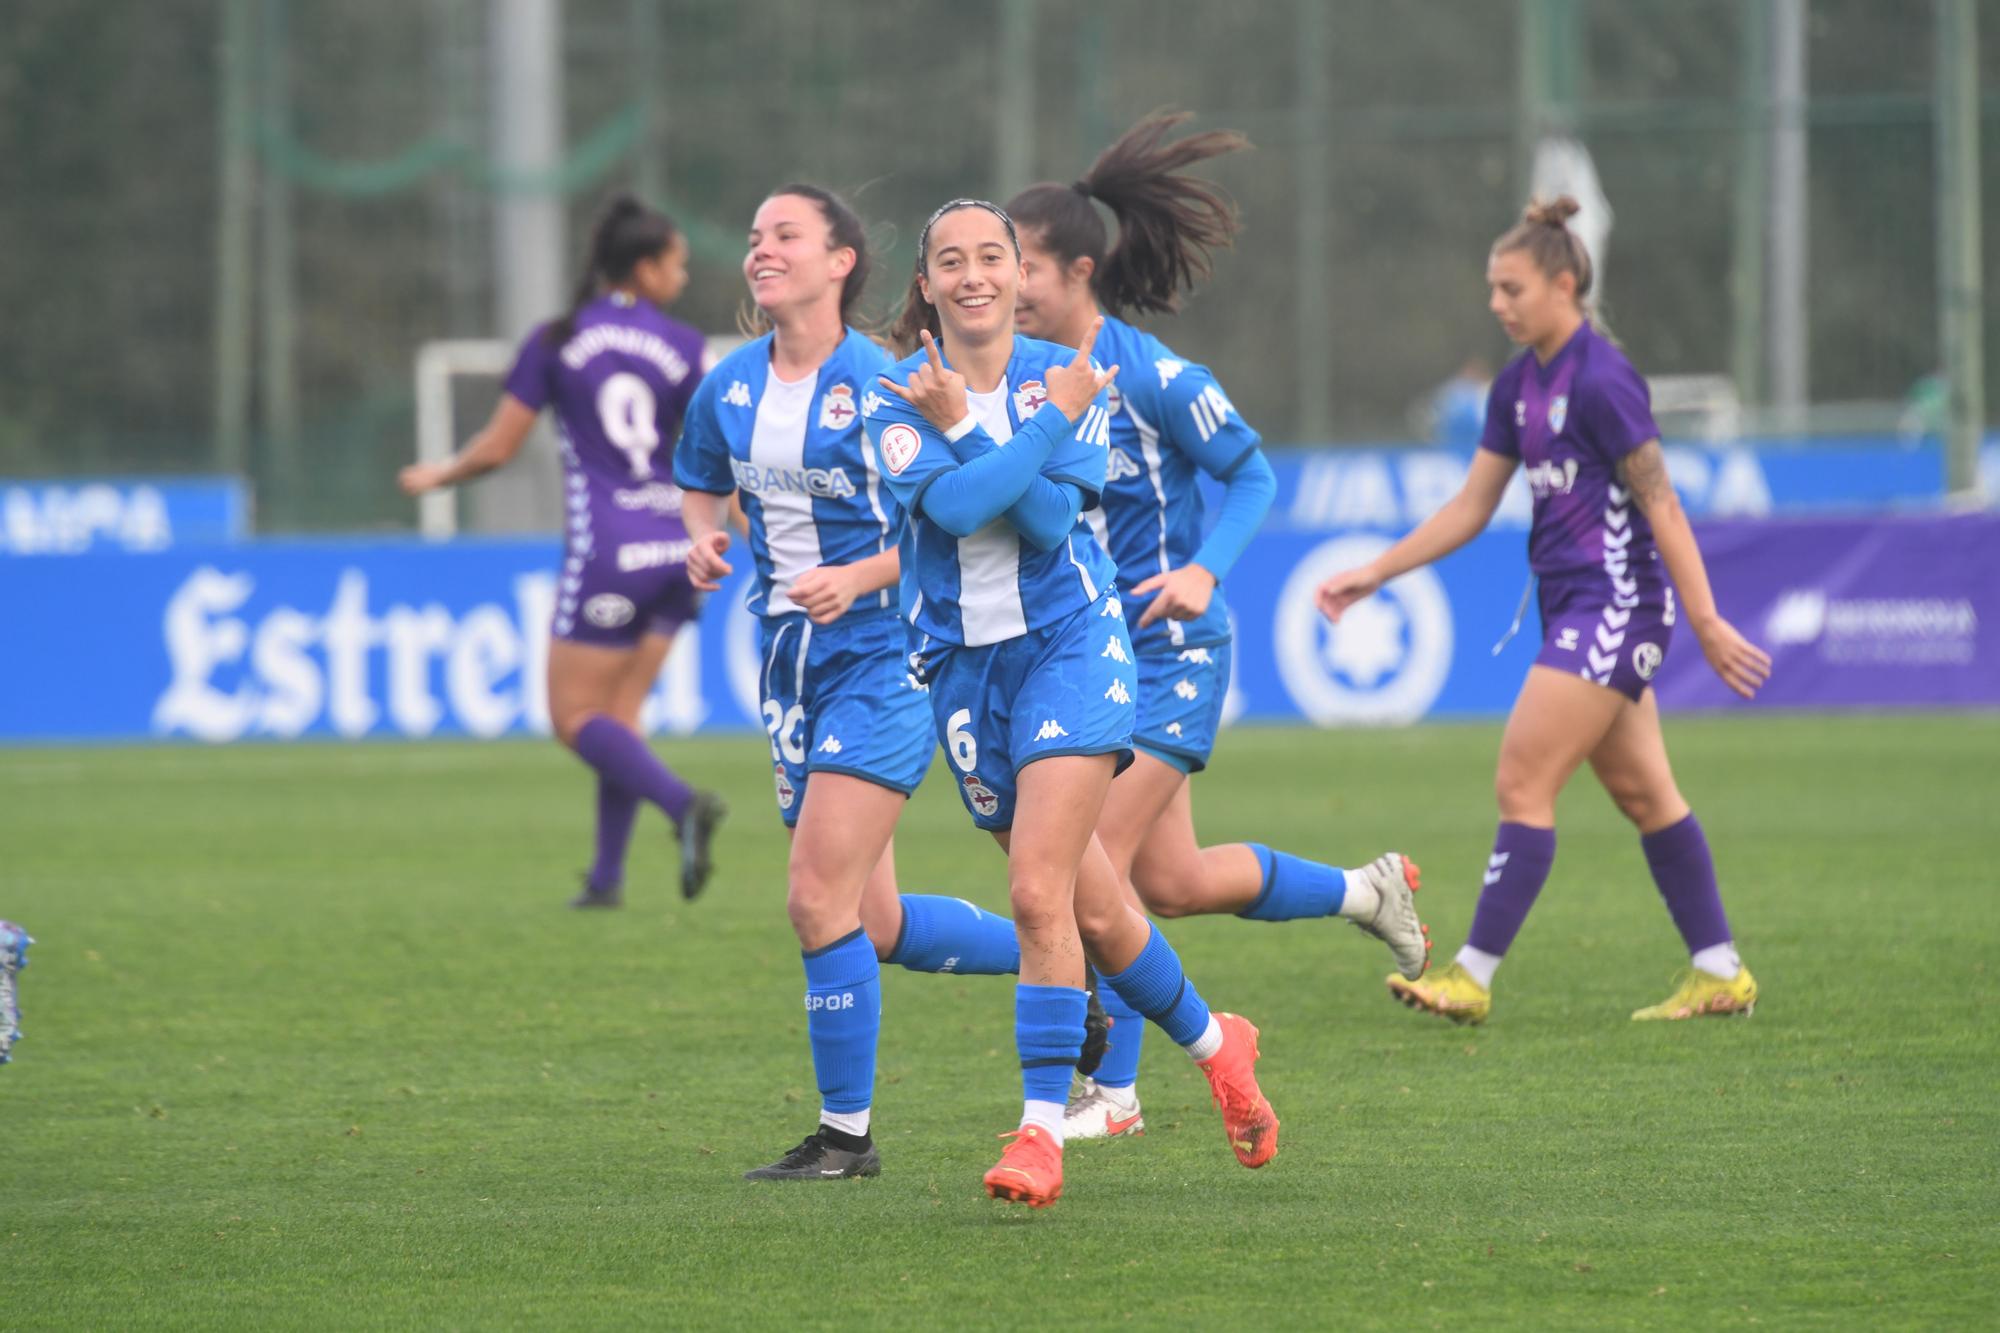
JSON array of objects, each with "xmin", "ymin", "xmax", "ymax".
[
  {"xmin": 0, "ymin": 919, "xmax": 29, "ymax": 1066},
  {"xmin": 671, "ymin": 185, "xmax": 1021, "ymax": 1184},
  {"xmin": 1008, "ymin": 112, "xmax": 1430, "ymax": 1141},
  {"xmin": 870, "ymin": 199, "xmax": 1277, "ymax": 1208},
  {"xmin": 1317, "ymin": 197, "xmax": 1772, "ymax": 1025},
  {"xmin": 400, "ymin": 194, "xmax": 727, "ymax": 907}
]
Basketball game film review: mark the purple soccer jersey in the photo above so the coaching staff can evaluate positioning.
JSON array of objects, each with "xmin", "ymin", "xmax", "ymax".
[
  {"xmin": 503, "ymin": 294, "xmax": 707, "ymax": 645},
  {"xmin": 1482, "ymin": 323, "xmax": 1674, "ymax": 696},
  {"xmin": 1479, "ymin": 322, "xmax": 1661, "ymax": 578}
]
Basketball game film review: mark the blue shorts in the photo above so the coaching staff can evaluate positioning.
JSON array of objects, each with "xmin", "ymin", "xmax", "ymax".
[
  {"xmin": 1133, "ymin": 641, "xmax": 1230, "ymax": 774},
  {"xmin": 759, "ymin": 610, "xmax": 935, "ymax": 827},
  {"xmin": 914, "ymin": 591, "xmax": 1137, "ymax": 831}
]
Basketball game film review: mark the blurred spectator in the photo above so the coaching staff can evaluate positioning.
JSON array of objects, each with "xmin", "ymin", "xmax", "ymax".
[{"xmin": 1412, "ymin": 356, "xmax": 1491, "ymax": 447}]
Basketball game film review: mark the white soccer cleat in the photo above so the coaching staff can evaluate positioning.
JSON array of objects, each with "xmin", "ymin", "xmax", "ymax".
[
  {"xmin": 1062, "ymin": 1077, "xmax": 1145, "ymax": 1141},
  {"xmin": 1348, "ymin": 852, "xmax": 1432, "ymax": 980}
]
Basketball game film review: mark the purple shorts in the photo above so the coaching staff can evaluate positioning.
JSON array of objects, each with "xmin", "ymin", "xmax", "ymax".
[
  {"xmin": 1535, "ymin": 574, "xmax": 1675, "ymax": 702},
  {"xmin": 553, "ymin": 497, "xmax": 700, "ymax": 648}
]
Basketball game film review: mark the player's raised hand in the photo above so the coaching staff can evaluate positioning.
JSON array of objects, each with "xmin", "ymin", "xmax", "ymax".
[
  {"xmin": 876, "ymin": 330, "xmax": 968, "ymax": 432},
  {"xmin": 1694, "ymin": 615, "xmax": 1773, "ymax": 700},
  {"xmin": 1315, "ymin": 564, "xmax": 1383, "ymax": 624},
  {"xmin": 686, "ymin": 529, "xmax": 734, "ymax": 592},
  {"xmin": 1043, "ymin": 316, "xmax": 1119, "ymax": 421}
]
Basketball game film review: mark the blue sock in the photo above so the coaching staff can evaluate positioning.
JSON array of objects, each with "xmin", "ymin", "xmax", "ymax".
[
  {"xmin": 1101, "ymin": 924, "xmax": 1213, "ymax": 1048},
  {"xmin": 886, "ymin": 895, "xmax": 1021, "ymax": 975},
  {"xmin": 1091, "ymin": 985, "xmax": 1145, "ymax": 1089},
  {"xmin": 1016, "ymin": 984, "xmax": 1087, "ymax": 1105},
  {"xmin": 1238, "ymin": 844, "xmax": 1347, "ymax": 921},
  {"xmin": 801, "ymin": 929, "xmax": 880, "ymax": 1117}
]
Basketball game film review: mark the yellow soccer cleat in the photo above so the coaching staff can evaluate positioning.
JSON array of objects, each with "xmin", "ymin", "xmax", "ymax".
[
  {"xmin": 1631, "ymin": 965, "xmax": 1758, "ymax": 1021},
  {"xmin": 1387, "ymin": 960, "xmax": 1490, "ymax": 1025}
]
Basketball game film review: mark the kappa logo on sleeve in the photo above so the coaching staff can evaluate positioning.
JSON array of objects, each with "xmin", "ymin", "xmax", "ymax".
[{"xmin": 879, "ymin": 423, "xmax": 922, "ymax": 476}]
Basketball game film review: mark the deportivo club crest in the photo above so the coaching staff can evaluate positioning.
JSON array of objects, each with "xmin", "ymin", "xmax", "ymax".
[
  {"xmin": 1013, "ymin": 379, "xmax": 1048, "ymax": 418},
  {"xmin": 1548, "ymin": 394, "xmax": 1569, "ymax": 435},
  {"xmin": 1105, "ymin": 382, "xmax": 1124, "ymax": 416},
  {"xmin": 819, "ymin": 384, "xmax": 858, "ymax": 431},
  {"xmin": 774, "ymin": 765, "xmax": 797, "ymax": 811},
  {"xmin": 962, "ymin": 774, "xmax": 1001, "ymax": 818}
]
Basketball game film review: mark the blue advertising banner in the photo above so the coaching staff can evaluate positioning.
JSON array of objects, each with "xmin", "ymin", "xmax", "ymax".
[
  {"xmin": 1234, "ymin": 438, "xmax": 2000, "ymax": 534},
  {"xmin": 2, "ymin": 514, "xmax": 1993, "ymax": 745},
  {"xmin": 0, "ymin": 476, "xmax": 250, "ymax": 554}
]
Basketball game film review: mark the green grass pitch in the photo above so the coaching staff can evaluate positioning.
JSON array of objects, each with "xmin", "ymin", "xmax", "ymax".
[{"xmin": 5, "ymin": 715, "xmax": 1996, "ymax": 1328}]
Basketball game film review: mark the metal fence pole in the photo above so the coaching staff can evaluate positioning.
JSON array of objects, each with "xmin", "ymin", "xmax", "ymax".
[
  {"xmin": 1769, "ymin": 0, "xmax": 1809, "ymax": 430},
  {"xmin": 483, "ymin": 0, "xmax": 566, "ymax": 533},
  {"xmin": 1936, "ymin": 0, "xmax": 1985, "ymax": 497},
  {"xmin": 212, "ymin": 0, "xmax": 256, "ymax": 488},
  {"xmin": 1730, "ymin": 0, "xmax": 1772, "ymax": 411},
  {"xmin": 1295, "ymin": 0, "xmax": 1332, "ymax": 442},
  {"xmin": 996, "ymin": 0, "xmax": 1035, "ymax": 199}
]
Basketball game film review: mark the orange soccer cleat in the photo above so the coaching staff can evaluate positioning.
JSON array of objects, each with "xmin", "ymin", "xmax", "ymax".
[
  {"xmin": 983, "ymin": 1125, "xmax": 1065, "ymax": 1208},
  {"xmin": 1196, "ymin": 1013, "xmax": 1280, "ymax": 1168}
]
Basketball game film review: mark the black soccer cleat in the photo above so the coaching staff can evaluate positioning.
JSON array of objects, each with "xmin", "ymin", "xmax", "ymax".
[
  {"xmin": 568, "ymin": 874, "xmax": 623, "ymax": 910},
  {"xmin": 743, "ymin": 1128, "xmax": 881, "ymax": 1182},
  {"xmin": 1079, "ymin": 964, "xmax": 1110, "ymax": 1077},
  {"xmin": 676, "ymin": 790, "xmax": 728, "ymax": 901}
]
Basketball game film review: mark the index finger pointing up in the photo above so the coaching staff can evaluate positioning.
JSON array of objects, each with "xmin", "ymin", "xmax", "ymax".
[{"xmin": 1069, "ymin": 315, "xmax": 1104, "ymax": 369}]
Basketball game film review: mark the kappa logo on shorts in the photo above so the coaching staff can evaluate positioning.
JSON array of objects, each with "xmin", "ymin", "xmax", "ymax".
[
  {"xmin": 773, "ymin": 765, "xmax": 797, "ymax": 811},
  {"xmin": 582, "ymin": 593, "xmax": 635, "ymax": 628},
  {"xmin": 1177, "ymin": 647, "xmax": 1213, "ymax": 665},
  {"xmin": 1013, "ymin": 379, "xmax": 1049, "ymax": 418},
  {"xmin": 1101, "ymin": 596, "xmax": 1124, "ymax": 619},
  {"xmin": 818, "ymin": 735, "xmax": 843, "ymax": 755},
  {"xmin": 1173, "ymin": 678, "xmax": 1199, "ymax": 701},
  {"xmin": 1104, "ymin": 679, "xmax": 1132, "ymax": 706},
  {"xmin": 1556, "ymin": 627, "xmax": 1579, "ymax": 651},
  {"xmin": 819, "ymin": 384, "xmax": 858, "ymax": 431},
  {"xmin": 962, "ymin": 774, "xmax": 1001, "ymax": 818},
  {"xmin": 1102, "ymin": 635, "xmax": 1130, "ymax": 664},
  {"xmin": 878, "ymin": 423, "xmax": 921, "ymax": 476},
  {"xmin": 1632, "ymin": 641, "xmax": 1663, "ymax": 680},
  {"xmin": 1165, "ymin": 722, "xmax": 1184, "ymax": 737}
]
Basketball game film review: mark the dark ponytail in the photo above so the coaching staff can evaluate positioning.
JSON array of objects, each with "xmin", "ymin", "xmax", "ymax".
[
  {"xmin": 546, "ymin": 193, "xmax": 681, "ymax": 345},
  {"xmin": 736, "ymin": 183, "xmax": 873, "ymax": 337},
  {"xmin": 1006, "ymin": 110, "xmax": 1248, "ymax": 318}
]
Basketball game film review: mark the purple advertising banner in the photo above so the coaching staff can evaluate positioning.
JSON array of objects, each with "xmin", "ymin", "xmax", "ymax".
[{"xmin": 1654, "ymin": 514, "xmax": 1999, "ymax": 710}]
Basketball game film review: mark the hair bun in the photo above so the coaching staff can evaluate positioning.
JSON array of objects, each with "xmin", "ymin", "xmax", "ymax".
[{"xmin": 1524, "ymin": 195, "xmax": 1581, "ymax": 228}]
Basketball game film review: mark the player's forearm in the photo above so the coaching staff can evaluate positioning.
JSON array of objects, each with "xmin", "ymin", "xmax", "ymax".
[
  {"xmin": 1370, "ymin": 495, "xmax": 1487, "ymax": 581},
  {"xmin": 1003, "ymin": 480, "xmax": 1083, "ymax": 551},
  {"xmin": 681, "ymin": 490, "xmax": 733, "ymax": 542},
  {"xmin": 1190, "ymin": 451, "xmax": 1276, "ymax": 580},
  {"xmin": 438, "ymin": 428, "xmax": 518, "ymax": 486},
  {"xmin": 840, "ymin": 547, "xmax": 902, "ymax": 596},
  {"xmin": 915, "ymin": 413, "xmax": 1062, "ymax": 535},
  {"xmin": 1639, "ymin": 490, "xmax": 1722, "ymax": 630}
]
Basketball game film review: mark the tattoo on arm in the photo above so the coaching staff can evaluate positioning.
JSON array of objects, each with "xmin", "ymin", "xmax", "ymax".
[{"xmin": 1617, "ymin": 440, "xmax": 1673, "ymax": 508}]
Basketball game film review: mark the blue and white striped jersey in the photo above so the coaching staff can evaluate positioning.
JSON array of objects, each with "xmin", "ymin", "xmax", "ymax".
[
  {"xmin": 672, "ymin": 328, "xmax": 898, "ymax": 619},
  {"xmin": 864, "ymin": 334, "xmax": 1117, "ymax": 648},
  {"xmin": 1085, "ymin": 315, "xmax": 1262, "ymax": 652}
]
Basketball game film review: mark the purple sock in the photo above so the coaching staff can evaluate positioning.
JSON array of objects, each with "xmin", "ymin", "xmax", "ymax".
[
  {"xmin": 1641, "ymin": 813, "xmax": 1733, "ymax": 953},
  {"xmin": 1465, "ymin": 822, "xmax": 1557, "ymax": 958},
  {"xmin": 587, "ymin": 777, "xmax": 640, "ymax": 892},
  {"xmin": 571, "ymin": 716, "xmax": 694, "ymax": 827}
]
